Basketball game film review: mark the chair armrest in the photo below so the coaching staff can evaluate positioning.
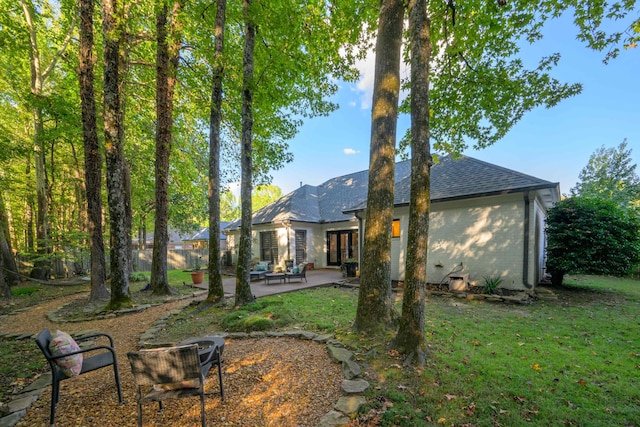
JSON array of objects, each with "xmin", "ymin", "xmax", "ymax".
[
  {"xmin": 48, "ymin": 344, "xmax": 117, "ymax": 362},
  {"xmin": 199, "ymin": 344, "xmax": 221, "ymax": 366},
  {"xmin": 75, "ymin": 332, "xmax": 116, "ymax": 348}
]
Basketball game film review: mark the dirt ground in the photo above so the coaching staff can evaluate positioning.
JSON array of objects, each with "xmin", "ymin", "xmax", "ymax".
[{"xmin": 1, "ymin": 294, "xmax": 343, "ymax": 426}]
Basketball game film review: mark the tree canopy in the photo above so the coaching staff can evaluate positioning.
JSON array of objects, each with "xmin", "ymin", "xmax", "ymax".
[{"xmin": 571, "ymin": 140, "xmax": 640, "ymax": 210}]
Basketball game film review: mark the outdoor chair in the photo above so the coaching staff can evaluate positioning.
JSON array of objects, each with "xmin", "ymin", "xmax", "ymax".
[
  {"xmin": 35, "ymin": 328, "xmax": 123, "ymax": 426},
  {"xmin": 285, "ymin": 262, "xmax": 308, "ymax": 283},
  {"xmin": 127, "ymin": 342, "xmax": 221, "ymax": 427}
]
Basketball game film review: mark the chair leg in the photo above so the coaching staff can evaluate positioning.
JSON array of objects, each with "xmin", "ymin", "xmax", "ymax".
[
  {"xmin": 49, "ymin": 381, "xmax": 58, "ymax": 426},
  {"xmin": 217, "ymin": 361, "xmax": 224, "ymax": 401},
  {"xmin": 200, "ymin": 392, "xmax": 206, "ymax": 427},
  {"xmin": 113, "ymin": 361, "xmax": 123, "ymax": 403},
  {"xmin": 137, "ymin": 401, "xmax": 143, "ymax": 427}
]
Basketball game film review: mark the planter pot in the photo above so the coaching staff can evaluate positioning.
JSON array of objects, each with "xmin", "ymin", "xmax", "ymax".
[
  {"xmin": 190, "ymin": 271, "xmax": 204, "ymax": 285},
  {"xmin": 344, "ymin": 262, "xmax": 358, "ymax": 278}
]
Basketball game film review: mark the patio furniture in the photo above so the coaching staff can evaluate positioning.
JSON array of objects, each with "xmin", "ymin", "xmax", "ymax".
[
  {"xmin": 285, "ymin": 262, "xmax": 308, "ymax": 283},
  {"xmin": 250, "ymin": 260, "xmax": 272, "ymax": 281},
  {"xmin": 35, "ymin": 328, "xmax": 123, "ymax": 426},
  {"xmin": 265, "ymin": 272, "xmax": 286, "ymax": 285},
  {"xmin": 127, "ymin": 342, "xmax": 221, "ymax": 427},
  {"xmin": 178, "ymin": 336, "xmax": 225, "ymax": 401}
]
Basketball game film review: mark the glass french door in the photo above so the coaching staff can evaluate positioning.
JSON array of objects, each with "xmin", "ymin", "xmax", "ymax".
[{"xmin": 326, "ymin": 230, "xmax": 358, "ymax": 266}]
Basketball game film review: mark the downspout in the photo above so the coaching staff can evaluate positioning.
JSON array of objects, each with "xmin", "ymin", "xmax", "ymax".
[
  {"xmin": 522, "ymin": 191, "xmax": 533, "ymax": 289},
  {"xmin": 355, "ymin": 212, "xmax": 363, "ymax": 265}
]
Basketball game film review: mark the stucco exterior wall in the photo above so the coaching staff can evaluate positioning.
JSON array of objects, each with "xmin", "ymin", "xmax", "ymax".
[{"xmin": 392, "ymin": 194, "xmax": 528, "ymax": 289}]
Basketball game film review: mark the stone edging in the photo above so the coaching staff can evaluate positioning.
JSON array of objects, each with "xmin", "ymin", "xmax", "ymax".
[
  {"xmin": 45, "ymin": 290, "xmax": 207, "ymax": 323},
  {"xmin": 140, "ymin": 313, "xmax": 368, "ymax": 427}
]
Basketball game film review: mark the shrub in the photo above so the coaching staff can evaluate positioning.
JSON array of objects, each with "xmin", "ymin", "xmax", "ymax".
[
  {"xmin": 482, "ymin": 276, "xmax": 502, "ymax": 294},
  {"xmin": 546, "ymin": 197, "xmax": 640, "ymax": 279}
]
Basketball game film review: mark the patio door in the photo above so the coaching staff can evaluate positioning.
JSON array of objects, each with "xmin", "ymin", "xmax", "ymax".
[{"xmin": 326, "ymin": 230, "xmax": 358, "ymax": 266}]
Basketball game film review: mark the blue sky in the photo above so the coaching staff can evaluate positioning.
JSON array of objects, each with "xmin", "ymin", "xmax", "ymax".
[{"xmin": 270, "ymin": 15, "xmax": 638, "ymax": 197}]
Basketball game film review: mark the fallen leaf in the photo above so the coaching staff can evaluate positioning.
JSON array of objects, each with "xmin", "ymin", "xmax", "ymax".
[
  {"xmin": 445, "ymin": 393, "xmax": 457, "ymax": 400},
  {"xmin": 577, "ymin": 379, "xmax": 587, "ymax": 386},
  {"xmin": 532, "ymin": 363, "xmax": 541, "ymax": 371},
  {"xmin": 437, "ymin": 417, "xmax": 447, "ymax": 424}
]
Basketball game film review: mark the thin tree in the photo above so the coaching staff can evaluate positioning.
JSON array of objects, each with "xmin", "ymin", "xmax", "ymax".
[
  {"xmin": 150, "ymin": 0, "xmax": 184, "ymax": 296},
  {"xmin": 394, "ymin": 0, "xmax": 430, "ymax": 366},
  {"xmin": 102, "ymin": 0, "xmax": 131, "ymax": 309},
  {"xmin": 235, "ymin": 0, "xmax": 256, "ymax": 307},
  {"xmin": 206, "ymin": 0, "xmax": 227, "ymax": 303},
  {"xmin": 20, "ymin": 0, "xmax": 75, "ymax": 280},
  {"xmin": 354, "ymin": 0, "xmax": 405, "ymax": 334},
  {"xmin": 79, "ymin": 0, "xmax": 109, "ymax": 301},
  {"xmin": 0, "ymin": 195, "xmax": 19, "ymax": 286}
]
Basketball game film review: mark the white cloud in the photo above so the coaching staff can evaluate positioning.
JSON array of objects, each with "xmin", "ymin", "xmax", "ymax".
[
  {"xmin": 352, "ymin": 45, "xmax": 411, "ymax": 110},
  {"xmin": 343, "ymin": 148, "xmax": 360, "ymax": 155}
]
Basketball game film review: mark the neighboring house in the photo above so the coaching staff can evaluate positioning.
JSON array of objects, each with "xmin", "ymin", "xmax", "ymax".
[
  {"xmin": 132, "ymin": 229, "xmax": 193, "ymax": 250},
  {"xmin": 225, "ymin": 155, "xmax": 559, "ymax": 290},
  {"xmin": 184, "ymin": 222, "xmax": 230, "ymax": 251}
]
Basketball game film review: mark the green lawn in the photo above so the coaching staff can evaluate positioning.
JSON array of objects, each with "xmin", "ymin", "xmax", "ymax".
[
  {"xmin": 2, "ymin": 274, "xmax": 639, "ymax": 425},
  {"xmin": 155, "ymin": 275, "xmax": 640, "ymax": 426}
]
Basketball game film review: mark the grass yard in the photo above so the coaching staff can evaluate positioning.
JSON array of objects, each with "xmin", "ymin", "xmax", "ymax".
[{"xmin": 155, "ymin": 275, "xmax": 640, "ymax": 426}]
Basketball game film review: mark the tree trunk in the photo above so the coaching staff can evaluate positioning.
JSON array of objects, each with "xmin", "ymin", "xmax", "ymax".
[
  {"xmin": 150, "ymin": 0, "xmax": 182, "ymax": 296},
  {"xmin": 354, "ymin": 0, "xmax": 404, "ymax": 334},
  {"xmin": 102, "ymin": 0, "xmax": 131, "ymax": 308},
  {"xmin": 394, "ymin": 0, "xmax": 431, "ymax": 366},
  {"xmin": 0, "ymin": 196, "xmax": 19, "ymax": 285},
  {"xmin": 0, "ymin": 245, "xmax": 9, "ymax": 298},
  {"xmin": 207, "ymin": 0, "xmax": 227, "ymax": 303},
  {"xmin": 235, "ymin": 0, "xmax": 256, "ymax": 307},
  {"xmin": 21, "ymin": 0, "xmax": 51, "ymax": 280},
  {"xmin": 79, "ymin": 0, "xmax": 109, "ymax": 301}
]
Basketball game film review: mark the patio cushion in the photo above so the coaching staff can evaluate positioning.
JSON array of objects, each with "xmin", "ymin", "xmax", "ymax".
[{"xmin": 49, "ymin": 330, "xmax": 83, "ymax": 377}]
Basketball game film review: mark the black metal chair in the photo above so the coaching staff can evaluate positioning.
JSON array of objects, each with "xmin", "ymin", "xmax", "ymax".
[
  {"xmin": 285, "ymin": 262, "xmax": 308, "ymax": 283},
  {"xmin": 127, "ymin": 343, "xmax": 219, "ymax": 427},
  {"xmin": 35, "ymin": 328, "xmax": 123, "ymax": 426},
  {"xmin": 178, "ymin": 336, "xmax": 225, "ymax": 401}
]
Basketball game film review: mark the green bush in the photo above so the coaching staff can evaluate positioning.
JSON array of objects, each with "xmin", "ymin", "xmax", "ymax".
[
  {"xmin": 546, "ymin": 197, "xmax": 640, "ymax": 278},
  {"xmin": 481, "ymin": 276, "xmax": 502, "ymax": 294}
]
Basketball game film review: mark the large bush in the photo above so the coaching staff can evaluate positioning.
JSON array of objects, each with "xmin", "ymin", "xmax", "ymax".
[{"xmin": 546, "ymin": 197, "xmax": 640, "ymax": 278}]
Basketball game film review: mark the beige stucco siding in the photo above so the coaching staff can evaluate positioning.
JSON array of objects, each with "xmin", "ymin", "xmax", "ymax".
[{"xmin": 393, "ymin": 194, "xmax": 527, "ymax": 288}]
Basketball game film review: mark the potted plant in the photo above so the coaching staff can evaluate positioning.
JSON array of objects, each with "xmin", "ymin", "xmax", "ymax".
[
  {"xmin": 190, "ymin": 257, "xmax": 204, "ymax": 284},
  {"xmin": 343, "ymin": 258, "xmax": 358, "ymax": 278}
]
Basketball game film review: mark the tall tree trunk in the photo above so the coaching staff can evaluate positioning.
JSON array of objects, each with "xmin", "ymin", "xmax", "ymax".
[
  {"xmin": 0, "ymin": 245, "xmax": 9, "ymax": 298},
  {"xmin": 354, "ymin": 0, "xmax": 404, "ymax": 334},
  {"xmin": 207, "ymin": 0, "xmax": 227, "ymax": 303},
  {"xmin": 21, "ymin": 0, "xmax": 50, "ymax": 280},
  {"xmin": 235, "ymin": 0, "xmax": 256, "ymax": 307},
  {"xmin": 102, "ymin": 0, "xmax": 131, "ymax": 308},
  {"xmin": 150, "ymin": 0, "xmax": 183, "ymax": 296},
  {"xmin": 0, "ymin": 196, "xmax": 19, "ymax": 286},
  {"xmin": 79, "ymin": 0, "xmax": 109, "ymax": 301},
  {"xmin": 21, "ymin": 0, "xmax": 75, "ymax": 280},
  {"xmin": 394, "ymin": 0, "xmax": 431, "ymax": 366},
  {"xmin": 25, "ymin": 158, "xmax": 35, "ymax": 251},
  {"xmin": 123, "ymin": 162, "xmax": 133, "ymax": 274}
]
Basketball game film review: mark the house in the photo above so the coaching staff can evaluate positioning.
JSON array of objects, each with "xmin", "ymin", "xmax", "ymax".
[
  {"xmin": 184, "ymin": 222, "xmax": 230, "ymax": 250},
  {"xmin": 224, "ymin": 155, "xmax": 559, "ymax": 290}
]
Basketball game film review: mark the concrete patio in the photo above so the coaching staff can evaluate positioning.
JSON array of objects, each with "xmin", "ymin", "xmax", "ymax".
[{"xmin": 191, "ymin": 268, "xmax": 347, "ymax": 298}]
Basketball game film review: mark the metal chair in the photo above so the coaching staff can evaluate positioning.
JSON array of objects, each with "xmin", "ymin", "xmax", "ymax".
[
  {"xmin": 285, "ymin": 262, "xmax": 308, "ymax": 283},
  {"xmin": 35, "ymin": 328, "xmax": 123, "ymax": 426},
  {"xmin": 127, "ymin": 343, "xmax": 218, "ymax": 427}
]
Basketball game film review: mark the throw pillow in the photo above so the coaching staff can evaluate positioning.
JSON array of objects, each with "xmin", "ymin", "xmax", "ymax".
[
  {"xmin": 49, "ymin": 330, "xmax": 83, "ymax": 377},
  {"xmin": 292, "ymin": 266, "xmax": 299, "ymax": 274},
  {"xmin": 256, "ymin": 264, "xmax": 266, "ymax": 271}
]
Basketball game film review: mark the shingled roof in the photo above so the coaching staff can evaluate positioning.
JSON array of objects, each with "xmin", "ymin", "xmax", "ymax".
[{"xmin": 226, "ymin": 155, "xmax": 558, "ymax": 230}]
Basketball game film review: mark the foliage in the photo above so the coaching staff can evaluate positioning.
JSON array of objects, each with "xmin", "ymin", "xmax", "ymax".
[
  {"xmin": 482, "ymin": 275, "xmax": 503, "ymax": 294},
  {"xmin": 546, "ymin": 196, "xmax": 640, "ymax": 276},
  {"xmin": 0, "ymin": 337, "xmax": 47, "ymax": 402},
  {"xmin": 220, "ymin": 185, "xmax": 283, "ymax": 221},
  {"xmin": 570, "ymin": 140, "xmax": 640, "ymax": 210}
]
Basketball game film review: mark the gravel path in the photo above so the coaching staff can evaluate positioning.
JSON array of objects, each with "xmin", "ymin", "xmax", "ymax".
[{"xmin": 1, "ymin": 295, "xmax": 342, "ymax": 426}]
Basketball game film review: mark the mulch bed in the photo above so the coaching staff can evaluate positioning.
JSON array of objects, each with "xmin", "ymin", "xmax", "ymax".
[{"xmin": 1, "ymin": 294, "xmax": 343, "ymax": 426}]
